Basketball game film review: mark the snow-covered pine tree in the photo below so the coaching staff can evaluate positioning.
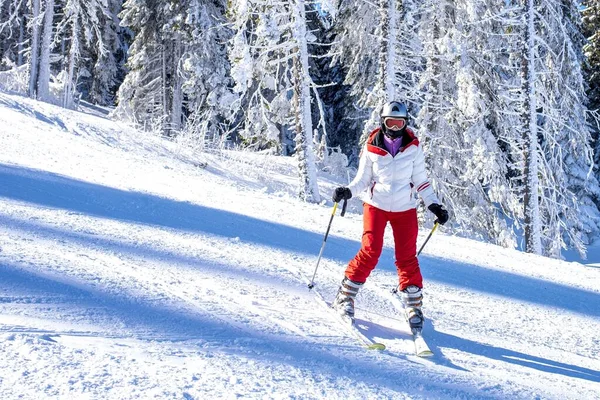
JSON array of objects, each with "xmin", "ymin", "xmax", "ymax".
[
  {"xmin": 309, "ymin": 2, "xmax": 364, "ymax": 164},
  {"xmin": 583, "ymin": 0, "xmax": 600, "ymax": 113},
  {"xmin": 582, "ymin": 0, "xmax": 600, "ymax": 185},
  {"xmin": 53, "ymin": 0, "xmax": 109, "ymax": 108},
  {"xmin": 177, "ymin": 0, "xmax": 235, "ymax": 146},
  {"xmin": 548, "ymin": 0, "xmax": 600, "ymax": 256},
  {"xmin": 438, "ymin": 0, "xmax": 519, "ymax": 248},
  {"xmin": 115, "ymin": 0, "xmax": 176, "ymax": 133},
  {"xmin": 89, "ymin": 0, "xmax": 128, "ymax": 106},
  {"xmin": 304, "ymin": 4, "xmax": 334, "ymax": 162},
  {"xmin": 0, "ymin": 0, "xmax": 27, "ymax": 69},
  {"xmin": 5, "ymin": 0, "xmax": 120, "ymax": 105},
  {"xmin": 514, "ymin": 0, "xmax": 600, "ymax": 257},
  {"xmin": 228, "ymin": 0, "xmax": 295, "ymax": 152},
  {"xmin": 117, "ymin": 0, "xmax": 231, "ymax": 138},
  {"xmin": 413, "ymin": 0, "xmax": 461, "ymax": 224},
  {"xmin": 228, "ymin": 0, "xmax": 321, "ymax": 202}
]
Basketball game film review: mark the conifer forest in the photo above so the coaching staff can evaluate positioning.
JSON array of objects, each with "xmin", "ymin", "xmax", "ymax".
[{"xmin": 2, "ymin": 0, "xmax": 600, "ymax": 259}]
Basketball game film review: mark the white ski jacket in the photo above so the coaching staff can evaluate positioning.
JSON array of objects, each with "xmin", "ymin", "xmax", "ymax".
[{"xmin": 347, "ymin": 128, "xmax": 439, "ymax": 212}]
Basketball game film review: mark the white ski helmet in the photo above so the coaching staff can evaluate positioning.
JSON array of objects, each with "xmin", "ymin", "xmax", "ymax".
[
  {"xmin": 381, "ymin": 101, "xmax": 408, "ymax": 119},
  {"xmin": 380, "ymin": 101, "xmax": 408, "ymax": 138}
]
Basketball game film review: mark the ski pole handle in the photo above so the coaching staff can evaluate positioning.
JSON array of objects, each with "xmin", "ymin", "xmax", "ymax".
[
  {"xmin": 340, "ymin": 199, "xmax": 348, "ymax": 217},
  {"xmin": 322, "ymin": 202, "xmax": 338, "ymax": 240},
  {"xmin": 332, "ymin": 201, "xmax": 339, "ymax": 216}
]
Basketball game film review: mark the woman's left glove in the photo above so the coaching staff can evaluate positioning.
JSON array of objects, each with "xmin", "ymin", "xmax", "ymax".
[
  {"xmin": 332, "ymin": 187, "xmax": 352, "ymax": 203},
  {"xmin": 428, "ymin": 203, "xmax": 449, "ymax": 225}
]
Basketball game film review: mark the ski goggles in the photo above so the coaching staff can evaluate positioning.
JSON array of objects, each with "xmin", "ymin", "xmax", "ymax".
[{"xmin": 383, "ymin": 117, "xmax": 406, "ymax": 131}]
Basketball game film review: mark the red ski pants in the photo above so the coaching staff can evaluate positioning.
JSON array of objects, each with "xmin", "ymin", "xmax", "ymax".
[{"xmin": 345, "ymin": 203, "xmax": 422, "ymax": 290}]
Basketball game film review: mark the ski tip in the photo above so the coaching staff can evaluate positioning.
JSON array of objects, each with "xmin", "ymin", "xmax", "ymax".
[
  {"xmin": 367, "ymin": 343, "xmax": 386, "ymax": 351},
  {"xmin": 417, "ymin": 350, "xmax": 434, "ymax": 357}
]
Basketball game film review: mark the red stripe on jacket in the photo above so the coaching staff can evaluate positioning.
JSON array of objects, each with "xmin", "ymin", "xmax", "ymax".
[
  {"xmin": 417, "ymin": 182, "xmax": 430, "ymax": 192},
  {"xmin": 367, "ymin": 144, "xmax": 388, "ymax": 156}
]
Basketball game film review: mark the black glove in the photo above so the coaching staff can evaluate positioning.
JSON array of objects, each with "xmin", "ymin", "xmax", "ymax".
[
  {"xmin": 332, "ymin": 187, "xmax": 352, "ymax": 203},
  {"xmin": 428, "ymin": 203, "xmax": 449, "ymax": 225}
]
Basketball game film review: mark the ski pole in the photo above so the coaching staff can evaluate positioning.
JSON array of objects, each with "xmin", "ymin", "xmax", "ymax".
[
  {"xmin": 417, "ymin": 221, "xmax": 439, "ymax": 257},
  {"xmin": 392, "ymin": 221, "xmax": 439, "ymax": 294},
  {"xmin": 308, "ymin": 199, "xmax": 347, "ymax": 290}
]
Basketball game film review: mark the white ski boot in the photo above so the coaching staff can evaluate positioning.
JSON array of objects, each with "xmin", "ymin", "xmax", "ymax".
[
  {"xmin": 333, "ymin": 277, "xmax": 363, "ymax": 320},
  {"xmin": 401, "ymin": 285, "xmax": 424, "ymax": 331}
]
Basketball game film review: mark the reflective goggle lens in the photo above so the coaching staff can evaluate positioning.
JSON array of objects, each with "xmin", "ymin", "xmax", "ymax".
[{"xmin": 384, "ymin": 118, "xmax": 406, "ymax": 130}]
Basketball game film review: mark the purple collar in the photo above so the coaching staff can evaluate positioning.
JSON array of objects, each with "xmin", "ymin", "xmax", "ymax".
[{"xmin": 383, "ymin": 135, "xmax": 403, "ymax": 157}]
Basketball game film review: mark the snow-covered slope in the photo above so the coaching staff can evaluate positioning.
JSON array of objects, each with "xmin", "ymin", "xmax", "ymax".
[{"xmin": 0, "ymin": 92, "xmax": 599, "ymax": 399}]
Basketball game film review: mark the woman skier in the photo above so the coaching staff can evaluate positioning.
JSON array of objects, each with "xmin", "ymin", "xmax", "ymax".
[{"xmin": 332, "ymin": 101, "xmax": 449, "ymax": 331}]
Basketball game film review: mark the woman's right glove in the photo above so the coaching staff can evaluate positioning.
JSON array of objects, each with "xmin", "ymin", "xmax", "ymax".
[
  {"xmin": 332, "ymin": 187, "xmax": 352, "ymax": 203},
  {"xmin": 428, "ymin": 203, "xmax": 449, "ymax": 225}
]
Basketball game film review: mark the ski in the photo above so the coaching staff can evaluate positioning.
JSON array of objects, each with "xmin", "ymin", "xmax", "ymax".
[
  {"xmin": 387, "ymin": 290, "xmax": 434, "ymax": 357},
  {"xmin": 412, "ymin": 328, "xmax": 433, "ymax": 357},
  {"xmin": 311, "ymin": 289, "xmax": 386, "ymax": 351}
]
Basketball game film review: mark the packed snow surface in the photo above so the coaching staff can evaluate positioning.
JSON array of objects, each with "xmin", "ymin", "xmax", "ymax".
[{"xmin": 0, "ymin": 92, "xmax": 599, "ymax": 399}]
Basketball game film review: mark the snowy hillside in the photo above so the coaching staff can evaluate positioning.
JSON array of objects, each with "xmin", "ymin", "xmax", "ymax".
[{"xmin": 1, "ymin": 92, "xmax": 599, "ymax": 399}]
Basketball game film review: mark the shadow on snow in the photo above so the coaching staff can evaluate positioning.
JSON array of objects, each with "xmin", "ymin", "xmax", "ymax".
[
  {"xmin": 0, "ymin": 261, "xmax": 473, "ymax": 399},
  {"xmin": 2, "ymin": 163, "xmax": 599, "ymax": 319},
  {"xmin": 0, "ymin": 163, "xmax": 354, "ymax": 261},
  {"xmin": 0, "ymin": 95, "xmax": 67, "ymax": 131},
  {"xmin": 430, "ymin": 329, "xmax": 600, "ymax": 383},
  {"xmin": 423, "ymin": 255, "xmax": 599, "ymax": 319},
  {"xmin": 2, "ymin": 163, "xmax": 600, "ymax": 387},
  {"xmin": 0, "ymin": 213, "xmax": 304, "ymax": 297}
]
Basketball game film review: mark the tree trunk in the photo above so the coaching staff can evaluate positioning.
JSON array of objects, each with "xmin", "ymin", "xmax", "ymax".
[
  {"xmin": 37, "ymin": 0, "xmax": 55, "ymax": 102},
  {"xmin": 426, "ymin": 7, "xmax": 441, "ymax": 137},
  {"xmin": 64, "ymin": 13, "xmax": 79, "ymax": 109},
  {"xmin": 161, "ymin": 43, "xmax": 170, "ymax": 136},
  {"xmin": 382, "ymin": 0, "xmax": 397, "ymax": 100},
  {"xmin": 18, "ymin": 13, "xmax": 25, "ymax": 66},
  {"xmin": 170, "ymin": 34, "xmax": 183, "ymax": 133},
  {"xmin": 28, "ymin": 0, "xmax": 41, "ymax": 98},
  {"xmin": 521, "ymin": 0, "xmax": 542, "ymax": 254},
  {"xmin": 292, "ymin": 0, "xmax": 321, "ymax": 203}
]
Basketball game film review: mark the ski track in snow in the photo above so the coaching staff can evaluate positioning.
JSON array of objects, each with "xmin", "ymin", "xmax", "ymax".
[{"xmin": 0, "ymin": 92, "xmax": 599, "ymax": 399}]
